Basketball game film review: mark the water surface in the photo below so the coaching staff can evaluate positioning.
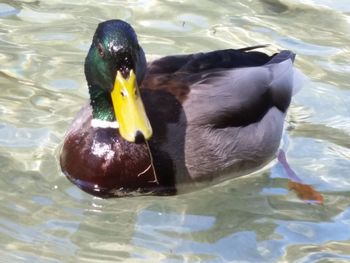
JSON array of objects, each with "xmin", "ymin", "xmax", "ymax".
[{"xmin": 0, "ymin": 0, "xmax": 350, "ymax": 262}]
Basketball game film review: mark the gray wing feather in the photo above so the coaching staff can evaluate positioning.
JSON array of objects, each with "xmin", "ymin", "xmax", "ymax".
[
  {"xmin": 183, "ymin": 56, "xmax": 298, "ymax": 179},
  {"xmin": 184, "ymin": 57, "xmax": 296, "ymax": 125}
]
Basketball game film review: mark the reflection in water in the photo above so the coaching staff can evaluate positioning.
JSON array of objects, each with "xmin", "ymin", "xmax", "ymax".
[
  {"xmin": 133, "ymin": 209, "xmax": 350, "ymax": 262},
  {"xmin": 0, "ymin": 0, "xmax": 349, "ymax": 262}
]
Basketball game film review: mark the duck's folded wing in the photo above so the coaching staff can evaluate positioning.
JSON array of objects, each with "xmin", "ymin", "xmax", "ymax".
[
  {"xmin": 147, "ymin": 54, "xmax": 195, "ymax": 75},
  {"xmin": 147, "ymin": 46, "xmax": 272, "ymax": 75},
  {"xmin": 185, "ymin": 55, "xmax": 297, "ymax": 127}
]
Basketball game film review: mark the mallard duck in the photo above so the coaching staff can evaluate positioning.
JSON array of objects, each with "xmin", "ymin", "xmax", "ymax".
[{"xmin": 60, "ymin": 19, "xmax": 301, "ymax": 197}]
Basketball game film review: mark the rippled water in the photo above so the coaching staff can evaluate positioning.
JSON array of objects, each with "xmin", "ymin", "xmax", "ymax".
[{"xmin": 1, "ymin": 0, "xmax": 349, "ymax": 262}]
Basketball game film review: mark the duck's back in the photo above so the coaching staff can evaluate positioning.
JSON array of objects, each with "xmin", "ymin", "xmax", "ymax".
[{"xmin": 142, "ymin": 48, "xmax": 300, "ymax": 183}]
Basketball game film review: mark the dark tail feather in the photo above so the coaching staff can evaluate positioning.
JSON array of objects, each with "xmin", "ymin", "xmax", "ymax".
[
  {"xmin": 267, "ymin": 50, "xmax": 296, "ymax": 64},
  {"xmin": 237, "ymin": 45, "xmax": 269, "ymax": 52}
]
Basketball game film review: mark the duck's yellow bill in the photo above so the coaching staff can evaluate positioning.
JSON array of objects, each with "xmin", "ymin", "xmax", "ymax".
[{"xmin": 111, "ymin": 70, "xmax": 152, "ymax": 142}]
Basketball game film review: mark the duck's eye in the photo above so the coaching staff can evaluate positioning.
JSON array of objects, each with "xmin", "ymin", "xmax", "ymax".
[
  {"xmin": 97, "ymin": 43, "xmax": 105, "ymax": 58},
  {"xmin": 134, "ymin": 88, "xmax": 138, "ymax": 97}
]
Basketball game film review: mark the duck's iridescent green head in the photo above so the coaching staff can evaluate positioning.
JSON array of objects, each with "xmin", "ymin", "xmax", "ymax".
[{"xmin": 85, "ymin": 20, "xmax": 152, "ymax": 142}]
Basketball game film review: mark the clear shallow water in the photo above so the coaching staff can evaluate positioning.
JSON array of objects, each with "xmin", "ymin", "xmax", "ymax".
[{"xmin": 0, "ymin": 0, "xmax": 349, "ymax": 262}]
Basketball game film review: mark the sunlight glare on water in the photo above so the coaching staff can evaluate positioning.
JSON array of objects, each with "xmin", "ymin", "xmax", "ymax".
[{"xmin": 0, "ymin": 0, "xmax": 349, "ymax": 262}]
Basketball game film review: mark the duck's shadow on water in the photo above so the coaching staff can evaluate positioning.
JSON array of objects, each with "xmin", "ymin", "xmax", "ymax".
[
  {"xmin": 65, "ymin": 170, "xmax": 348, "ymax": 262},
  {"xmin": 129, "ymin": 182, "xmax": 345, "ymax": 261}
]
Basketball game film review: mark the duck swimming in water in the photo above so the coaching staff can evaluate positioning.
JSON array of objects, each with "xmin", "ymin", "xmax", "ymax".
[{"xmin": 60, "ymin": 19, "xmax": 303, "ymax": 197}]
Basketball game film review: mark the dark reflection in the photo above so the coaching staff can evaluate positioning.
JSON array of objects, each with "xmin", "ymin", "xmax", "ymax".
[
  {"xmin": 125, "ymin": 171, "xmax": 342, "ymax": 262},
  {"xmin": 259, "ymin": 0, "xmax": 289, "ymax": 13}
]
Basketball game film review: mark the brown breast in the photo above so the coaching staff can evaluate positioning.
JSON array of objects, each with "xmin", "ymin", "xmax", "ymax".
[{"xmin": 60, "ymin": 117, "xmax": 176, "ymax": 197}]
